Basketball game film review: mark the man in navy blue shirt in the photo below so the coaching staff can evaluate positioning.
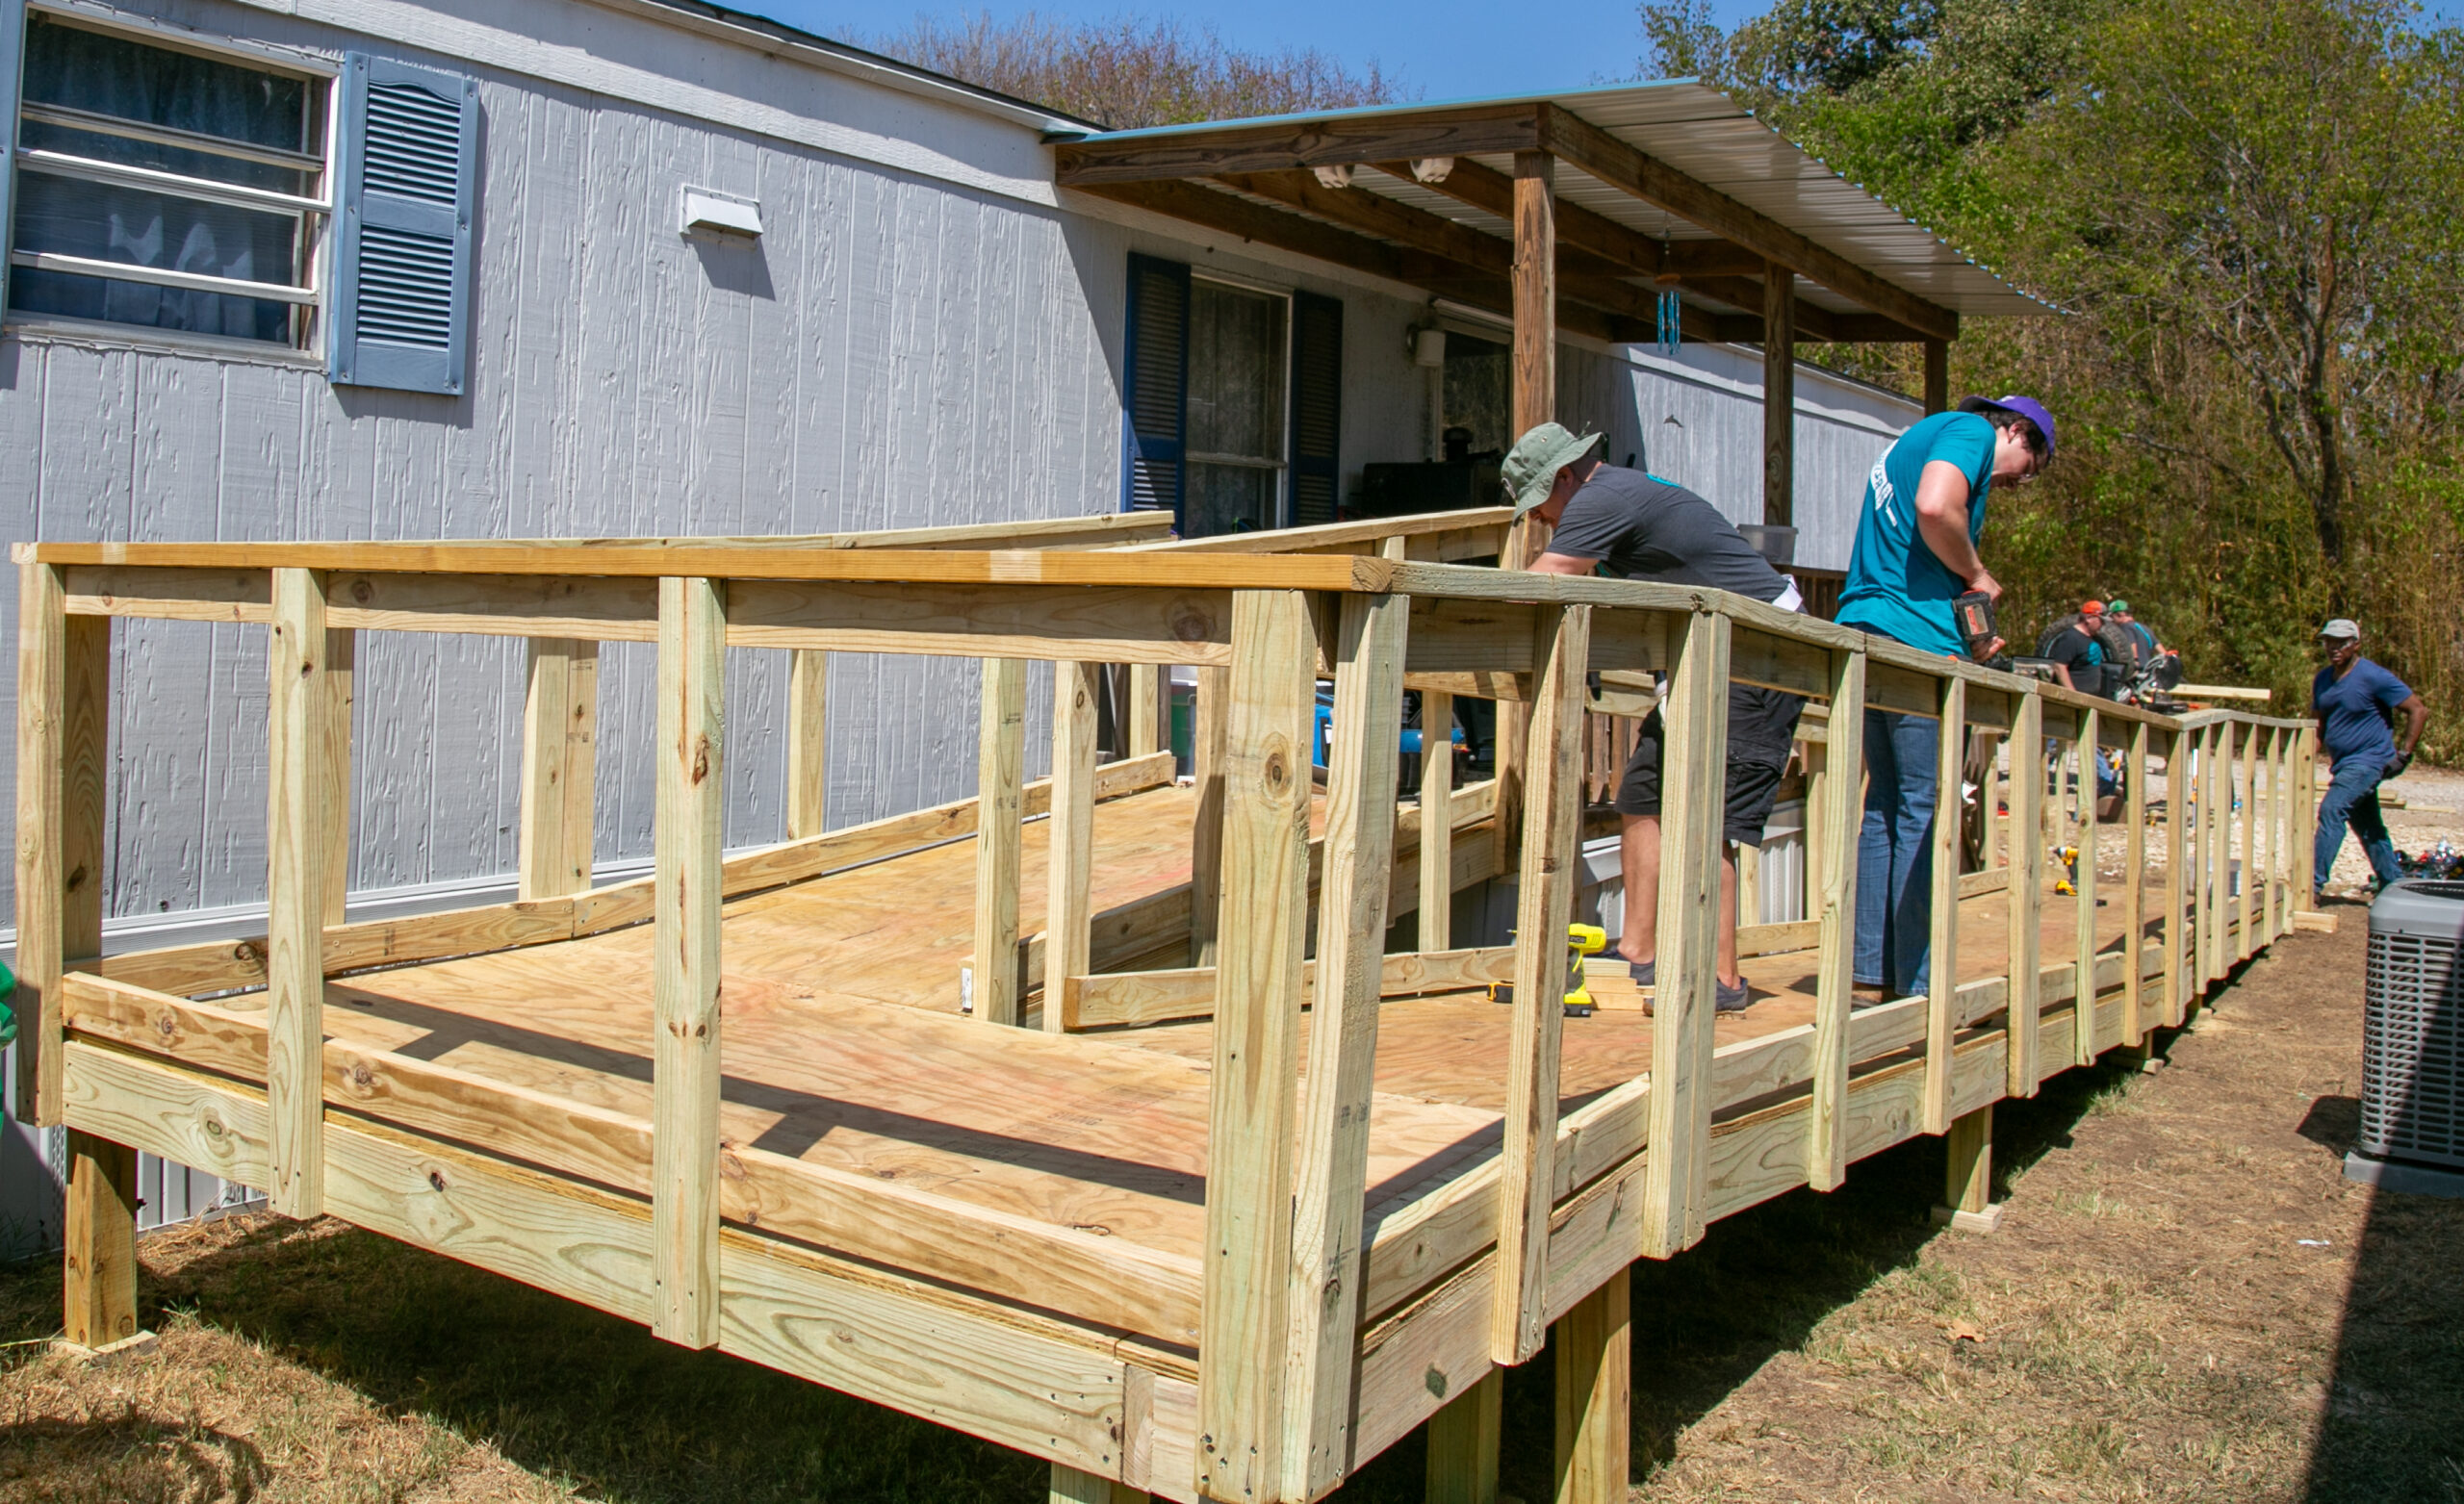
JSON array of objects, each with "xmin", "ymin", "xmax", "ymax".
[{"xmin": 2311, "ymin": 619, "xmax": 2428, "ymax": 893}]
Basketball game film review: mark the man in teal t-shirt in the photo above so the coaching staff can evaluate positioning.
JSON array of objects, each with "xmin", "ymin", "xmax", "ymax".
[{"xmin": 1839, "ymin": 395, "xmax": 2055, "ymax": 999}]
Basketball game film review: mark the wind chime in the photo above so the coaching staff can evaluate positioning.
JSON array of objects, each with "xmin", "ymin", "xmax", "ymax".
[{"xmin": 1656, "ymin": 238, "xmax": 1682, "ymax": 357}]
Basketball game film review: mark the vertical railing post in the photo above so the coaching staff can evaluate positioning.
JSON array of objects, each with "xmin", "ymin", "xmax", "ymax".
[
  {"xmin": 652, "ymin": 575, "xmax": 726, "ymax": 1349},
  {"xmin": 2121, "ymin": 720, "xmax": 2150, "ymax": 1043},
  {"xmin": 1189, "ymin": 664, "xmax": 1230, "ymax": 965},
  {"xmin": 1196, "ymin": 590, "xmax": 1315, "ymax": 1503},
  {"xmin": 322, "ymin": 627, "xmax": 355, "ymax": 924},
  {"xmin": 2238, "ymin": 719, "xmax": 2259, "ymax": 960},
  {"xmin": 2072, "ymin": 707, "xmax": 2101, "ymax": 1065},
  {"xmin": 786, "ymin": 648, "xmax": 828, "ymax": 840},
  {"xmin": 1044, "ymin": 661, "xmax": 1100, "ymax": 1031},
  {"xmin": 1128, "ymin": 662, "xmax": 1164, "ymax": 760},
  {"xmin": 1638, "ymin": 606, "xmax": 1727, "ymax": 1261},
  {"xmin": 13, "ymin": 559, "xmax": 106, "ymax": 1130},
  {"xmin": 2006, "ymin": 689, "xmax": 2044, "ymax": 1098},
  {"xmin": 2162, "ymin": 727, "xmax": 2191, "ymax": 1027},
  {"xmin": 266, "ymin": 568, "xmax": 331, "ymax": 1219},
  {"xmin": 1922, "ymin": 676, "xmax": 1966, "ymax": 1134},
  {"xmin": 2296, "ymin": 724, "xmax": 2320, "ymax": 913},
  {"xmin": 973, "ymin": 658, "xmax": 1027, "ymax": 1026},
  {"xmin": 1282, "ymin": 589, "xmax": 1409, "ymax": 1499},
  {"xmin": 1418, "ymin": 689, "xmax": 1455, "ymax": 950},
  {"xmin": 2201, "ymin": 721, "xmax": 2225, "ymax": 989},
  {"xmin": 1493, "ymin": 600, "xmax": 1595, "ymax": 1359},
  {"xmin": 1806, "ymin": 647, "xmax": 1864, "ymax": 1190},
  {"xmin": 520, "ymin": 638, "xmax": 599, "ymax": 900}
]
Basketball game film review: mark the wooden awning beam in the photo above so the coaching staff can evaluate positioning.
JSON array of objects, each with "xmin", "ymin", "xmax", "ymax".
[
  {"xmin": 1052, "ymin": 104, "xmax": 1545, "ymax": 187},
  {"xmin": 1536, "ymin": 105, "xmax": 1958, "ymax": 343},
  {"xmin": 1369, "ymin": 159, "xmax": 1766, "ymax": 284}
]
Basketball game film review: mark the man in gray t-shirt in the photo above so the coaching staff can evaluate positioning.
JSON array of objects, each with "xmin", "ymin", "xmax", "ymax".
[{"xmin": 1503, "ymin": 422, "xmax": 1806, "ymax": 1014}]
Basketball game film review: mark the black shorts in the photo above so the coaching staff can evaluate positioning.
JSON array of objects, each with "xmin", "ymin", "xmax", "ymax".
[{"xmin": 1613, "ymin": 685, "xmax": 1802, "ymax": 848}]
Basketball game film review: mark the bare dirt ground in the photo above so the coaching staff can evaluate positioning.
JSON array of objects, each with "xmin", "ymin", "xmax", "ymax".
[{"xmin": 1, "ymin": 893, "xmax": 2457, "ymax": 1501}]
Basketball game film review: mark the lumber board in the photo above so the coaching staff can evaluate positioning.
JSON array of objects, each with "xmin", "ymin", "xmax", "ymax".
[
  {"xmin": 1197, "ymin": 590, "xmax": 1316, "ymax": 1504},
  {"xmin": 13, "ymin": 562, "xmax": 106, "ymax": 1129},
  {"xmin": 266, "ymin": 567, "xmax": 329, "ymax": 1217},
  {"xmin": 1419, "ymin": 691, "xmax": 1455, "ymax": 951},
  {"xmin": 652, "ymin": 575, "xmax": 726, "ymax": 1348},
  {"xmin": 2122, "ymin": 722, "xmax": 2149, "ymax": 1042},
  {"xmin": 2072, "ymin": 712, "xmax": 2101, "ymax": 1067},
  {"xmin": 1640, "ymin": 609, "xmax": 1726, "ymax": 1262},
  {"xmin": 1491, "ymin": 601, "xmax": 1590, "ymax": 1363},
  {"xmin": 519, "ymin": 639, "xmax": 598, "ymax": 901},
  {"xmin": 1283, "ymin": 589, "xmax": 1408, "ymax": 1499},
  {"xmin": 973, "ymin": 659, "xmax": 1028, "ymax": 1027},
  {"xmin": 1189, "ymin": 665, "xmax": 1229, "ymax": 966},
  {"xmin": 2239, "ymin": 721, "xmax": 2259, "ymax": 962},
  {"xmin": 1126, "ymin": 507, "xmax": 1515, "ymax": 557},
  {"xmin": 1423, "ymin": 1367, "xmax": 1502, "ymax": 1504},
  {"xmin": 1921, "ymin": 677, "xmax": 1964, "ymax": 1134},
  {"xmin": 63, "ymin": 1128, "xmax": 139, "ymax": 1348},
  {"xmin": 729, "ymin": 579, "xmax": 1236, "ymax": 665},
  {"xmin": 323, "ymin": 628, "xmax": 355, "ymax": 927},
  {"xmin": 1552, "ymin": 1272, "xmax": 1630, "ymax": 1504},
  {"xmin": 786, "ymin": 649, "xmax": 829, "ymax": 839},
  {"xmin": 2007, "ymin": 692, "xmax": 2045, "ymax": 1095},
  {"xmin": 1064, "ymin": 946, "xmax": 1516, "ymax": 1032},
  {"xmin": 1045, "ymin": 662, "xmax": 1102, "ymax": 1032},
  {"xmin": 1807, "ymin": 648, "xmax": 1863, "ymax": 1191}
]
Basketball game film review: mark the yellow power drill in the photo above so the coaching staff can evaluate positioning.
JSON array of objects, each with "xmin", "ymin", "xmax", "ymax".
[{"xmin": 1487, "ymin": 924, "xmax": 1608, "ymax": 1016}]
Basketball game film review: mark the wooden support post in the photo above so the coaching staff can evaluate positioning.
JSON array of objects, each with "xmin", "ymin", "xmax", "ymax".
[
  {"xmin": 786, "ymin": 648, "xmax": 828, "ymax": 839},
  {"xmin": 1762, "ymin": 262, "xmax": 1795, "ymax": 528},
  {"xmin": 1283, "ymin": 590, "xmax": 1410, "ymax": 1499},
  {"xmin": 2271, "ymin": 727, "xmax": 2291, "ymax": 937},
  {"xmin": 1046, "ymin": 661, "xmax": 1101, "ymax": 1031},
  {"xmin": 63, "ymin": 1128, "xmax": 139, "ymax": 1347},
  {"xmin": 1189, "ymin": 664, "xmax": 1230, "ymax": 965},
  {"xmin": 2296, "ymin": 725, "xmax": 2320, "ymax": 913},
  {"xmin": 1496, "ymin": 146, "xmax": 1556, "ymax": 876},
  {"xmin": 972, "ymin": 658, "xmax": 1027, "ymax": 1026},
  {"xmin": 322, "ymin": 627, "xmax": 354, "ymax": 924},
  {"xmin": 1922, "ymin": 339, "xmax": 1950, "ymax": 415},
  {"xmin": 1196, "ymin": 591, "xmax": 1316, "ymax": 1504},
  {"xmin": 13, "ymin": 562, "xmax": 106, "ymax": 1129},
  {"xmin": 1493, "ymin": 601, "xmax": 1594, "ymax": 1361},
  {"xmin": 1418, "ymin": 689, "xmax": 1456, "ymax": 950},
  {"xmin": 1424, "ymin": 1367, "xmax": 1502, "ymax": 1504},
  {"xmin": 1050, "ymin": 1464, "xmax": 1146, "ymax": 1504},
  {"xmin": 519, "ymin": 638, "xmax": 599, "ymax": 901},
  {"xmin": 2121, "ymin": 721, "xmax": 2149, "ymax": 1044},
  {"xmin": 2006, "ymin": 690, "xmax": 2044, "ymax": 1096},
  {"xmin": 1128, "ymin": 661, "xmax": 1164, "ymax": 760},
  {"xmin": 1806, "ymin": 648, "xmax": 1865, "ymax": 1191},
  {"xmin": 1933, "ymin": 1104, "xmax": 2000, "ymax": 1233},
  {"xmin": 2238, "ymin": 720, "xmax": 2258, "ymax": 960},
  {"xmin": 2162, "ymin": 727, "xmax": 2190, "ymax": 1027},
  {"xmin": 2072, "ymin": 710, "xmax": 2100, "ymax": 1066},
  {"xmin": 266, "ymin": 568, "xmax": 329, "ymax": 1218},
  {"xmin": 2202, "ymin": 722, "xmax": 2225, "ymax": 987},
  {"xmin": 652, "ymin": 575, "xmax": 726, "ymax": 1349},
  {"xmin": 1551, "ymin": 1272, "xmax": 1630, "ymax": 1504},
  {"xmin": 1735, "ymin": 841, "xmax": 1762, "ymax": 928},
  {"xmin": 1640, "ymin": 608, "xmax": 1728, "ymax": 1261},
  {"xmin": 1922, "ymin": 677, "xmax": 1965, "ymax": 1134}
]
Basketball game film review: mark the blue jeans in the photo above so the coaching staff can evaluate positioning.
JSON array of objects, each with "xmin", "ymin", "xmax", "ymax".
[
  {"xmin": 1856, "ymin": 709, "xmax": 1942, "ymax": 997},
  {"xmin": 2315, "ymin": 754, "xmax": 2402, "ymax": 889}
]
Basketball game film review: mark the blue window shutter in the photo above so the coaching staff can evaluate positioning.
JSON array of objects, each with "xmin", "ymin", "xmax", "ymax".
[
  {"xmin": 330, "ymin": 54, "xmax": 478, "ymax": 395},
  {"xmin": 1120, "ymin": 254, "xmax": 1189, "ymax": 524},
  {"xmin": 1288, "ymin": 292, "xmax": 1343, "ymax": 527},
  {"xmin": 0, "ymin": 0, "xmax": 25, "ymax": 317}
]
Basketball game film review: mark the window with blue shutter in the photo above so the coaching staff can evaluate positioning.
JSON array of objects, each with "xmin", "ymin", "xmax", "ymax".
[
  {"xmin": 1288, "ymin": 292, "xmax": 1343, "ymax": 526},
  {"xmin": 330, "ymin": 54, "xmax": 476, "ymax": 395},
  {"xmin": 1120, "ymin": 254, "xmax": 1190, "ymax": 520}
]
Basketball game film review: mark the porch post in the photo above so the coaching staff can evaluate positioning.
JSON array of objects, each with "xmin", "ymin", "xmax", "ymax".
[
  {"xmin": 1762, "ymin": 264, "xmax": 1795, "ymax": 527},
  {"xmin": 1497, "ymin": 146, "xmax": 1555, "ymax": 873}
]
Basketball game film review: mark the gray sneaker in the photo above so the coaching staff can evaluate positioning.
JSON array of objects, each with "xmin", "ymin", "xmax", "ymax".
[
  {"xmin": 1628, "ymin": 958, "xmax": 1655, "ymax": 988},
  {"xmin": 1716, "ymin": 977, "xmax": 1752, "ymax": 1012}
]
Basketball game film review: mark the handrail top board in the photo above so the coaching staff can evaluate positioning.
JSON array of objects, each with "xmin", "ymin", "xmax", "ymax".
[{"xmin": 23, "ymin": 536, "xmax": 2257, "ymax": 733}]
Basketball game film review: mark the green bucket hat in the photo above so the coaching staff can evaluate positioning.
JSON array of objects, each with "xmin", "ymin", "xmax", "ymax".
[{"xmin": 1501, "ymin": 422, "xmax": 1604, "ymax": 517}]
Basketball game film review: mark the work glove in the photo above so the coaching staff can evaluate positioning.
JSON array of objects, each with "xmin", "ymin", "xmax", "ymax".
[{"xmin": 2382, "ymin": 750, "xmax": 2414, "ymax": 783}]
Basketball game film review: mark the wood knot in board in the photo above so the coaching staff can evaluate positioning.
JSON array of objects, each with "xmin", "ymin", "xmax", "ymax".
[
  {"xmin": 1260, "ymin": 739, "xmax": 1293, "ymax": 798},
  {"xmin": 1168, "ymin": 599, "xmax": 1218, "ymax": 643},
  {"xmin": 349, "ymin": 578, "xmax": 374, "ymax": 603},
  {"xmin": 348, "ymin": 1062, "xmax": 374, "ymax": 1090},
  {"xmin": 426, "ymin": 1168, "xmax": 449, "ymax": 1192},
  {"xmin": 154, "ymin": 1011, "xmax": 178, "ymax": 1041},
  {"xmin": 1424, "ymin": 1364, "xmax": 1449, "ymax": 1398},
  {"xmin": 690, "ymin": 733, "xmax": 712, "ymax": 784},
  {"xmin": 64, "ymin": 861, "xmax": 90, "ymax": 895}
]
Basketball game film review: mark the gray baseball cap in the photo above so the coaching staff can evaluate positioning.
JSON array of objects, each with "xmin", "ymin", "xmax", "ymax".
[
  {"xmin": 2318, "ymin": 618, "xmax": 2360, "ymax": 640},
  {"xmin": 1501, "ymin": 422, "xmax": 1604, "ymax": 517}
]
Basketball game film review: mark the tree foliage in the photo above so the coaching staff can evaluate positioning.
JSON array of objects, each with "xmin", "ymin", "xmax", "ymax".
[
  {"xmin": 1640, "ymin": 0, "xmax": 2464, "ymax": 755},
  {"xmin": 865, "ymin": 11, "xmax": 1408, "ymax": 130}
]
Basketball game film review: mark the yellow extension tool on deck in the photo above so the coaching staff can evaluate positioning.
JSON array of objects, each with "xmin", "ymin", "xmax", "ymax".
[{"xmin": 1487, "ymin": 924, "xmax": 1609, "ymax": 1015}]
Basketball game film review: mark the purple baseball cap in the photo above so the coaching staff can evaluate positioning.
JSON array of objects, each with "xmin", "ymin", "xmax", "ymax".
[{"xmin": 1960, "ymin": 394, "xmax": 2057, "ymax": 460}]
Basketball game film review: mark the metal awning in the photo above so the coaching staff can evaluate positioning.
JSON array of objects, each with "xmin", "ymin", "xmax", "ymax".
[{"xmin": 1050, "ymin": 80, "xmax": 2051, "ymax": 346}]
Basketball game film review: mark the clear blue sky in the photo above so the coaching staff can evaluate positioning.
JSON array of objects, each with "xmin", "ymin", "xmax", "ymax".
[
  {"xmin": 783, "ymin": 0, "xmax": 2464, "ymax": 108},
  {"xmin": 790, "ymin": 0, "xmax": 1770, "ymax": 102}
]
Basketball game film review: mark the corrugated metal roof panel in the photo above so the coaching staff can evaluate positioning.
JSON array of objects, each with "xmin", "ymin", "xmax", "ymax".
[{"xmin": 1061, "ymin": 80, "xmax": 2052, "ymax": 319}]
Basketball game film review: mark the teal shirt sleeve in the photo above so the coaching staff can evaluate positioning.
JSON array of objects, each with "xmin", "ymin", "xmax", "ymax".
[{"xmin": 1926, "ymin": 416, "xmax": 1995, "ymax": 532}]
